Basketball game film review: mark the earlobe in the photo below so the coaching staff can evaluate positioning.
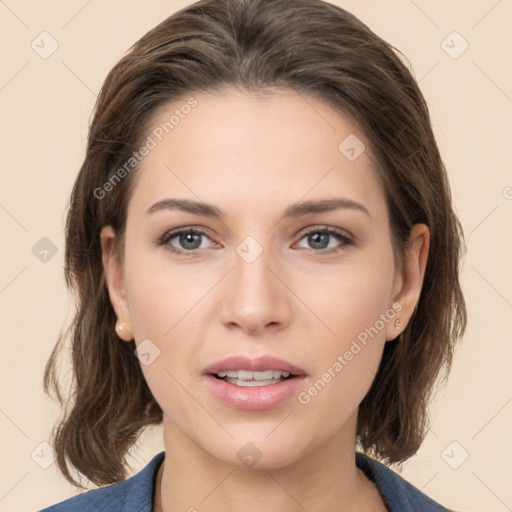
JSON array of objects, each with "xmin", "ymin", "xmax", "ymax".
[
  {"xmin": 385, "ymin": 300, "xmax": 406, "ymax": 341},
  {"xmin": 385, "ymin": 224, "xmax": 430, "ymax": 341},
  {"xmin": 115, "ymin": 320, "xmax": 133, "ymax": 341},
  {"xmin": 100, "ymin": 226, "xmax": 134, "ymax": 341}
]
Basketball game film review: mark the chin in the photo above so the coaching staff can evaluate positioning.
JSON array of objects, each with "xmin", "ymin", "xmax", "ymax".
[{"xmin": 199, "ymin": 432, "xmax": 310, "ymax": 471}]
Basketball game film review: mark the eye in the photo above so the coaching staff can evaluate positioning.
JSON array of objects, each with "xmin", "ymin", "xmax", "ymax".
[
  {"xmin": 157, "ymin": 225, "xmax": 352, "ymax": 254},
  {"xmin": 295, "ymin": 226, "xmax": 353, "ymax": 252},
  {"xmin": 158, "ymin": 227, "xmax": 216, "ymax": 253}
]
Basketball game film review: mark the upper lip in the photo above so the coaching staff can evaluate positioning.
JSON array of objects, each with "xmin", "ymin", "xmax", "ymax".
[{"xmin": 203, "ymin": 355, "xmax": 307, "ymax": 376}]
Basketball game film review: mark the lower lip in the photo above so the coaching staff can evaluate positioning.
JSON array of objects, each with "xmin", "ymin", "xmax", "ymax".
[{"xmin": 204, "ymin": 375, "xmax": 306, "ymax": 410}]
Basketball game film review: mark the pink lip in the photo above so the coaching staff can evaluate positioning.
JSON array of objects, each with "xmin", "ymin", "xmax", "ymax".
[
  {"xmin": 203, "ymin": 355, "xmax": 308, "ymax": 411},
  {"xmin": 203, "ymin": 355, "xmax": 307, "ymax": 376}
]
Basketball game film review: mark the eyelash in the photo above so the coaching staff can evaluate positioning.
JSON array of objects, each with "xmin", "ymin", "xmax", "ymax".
[{"xmin": 157, "ymin": 225, "xmax": 354, "ymax": 255}]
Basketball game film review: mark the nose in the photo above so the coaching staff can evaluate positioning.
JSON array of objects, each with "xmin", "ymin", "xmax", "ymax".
[{"xmin": 219, "ymin": 246, "xmax": 292, "ymax": 336}]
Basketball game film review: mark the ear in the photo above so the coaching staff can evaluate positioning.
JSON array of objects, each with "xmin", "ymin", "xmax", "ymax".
[
  {"xmin": 100, "ymin": 226, "xmax": 134, "ymax": 341},
  {"xmin": 385, "ymin": 224, "xmax": 430, "ymax": 341}
]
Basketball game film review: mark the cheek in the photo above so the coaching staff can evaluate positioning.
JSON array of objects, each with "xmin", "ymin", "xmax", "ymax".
[
  {"xmin": 311, "ymin": 244, "xmax": 396, "ymax": 351},
  {"xmin": 123, "ymin": 242, "xmax": 209, "ymax": 338},
  {"xmin": 123, "ymin": 256, "xmax": 202, "ymax": 425},
  {"xmin": 298, "ymin": 247, "xmax": 396, "ymax": 411},
  {"xmin": 122, "ymin": 246, "xmax": 212, "ymax": 393}
]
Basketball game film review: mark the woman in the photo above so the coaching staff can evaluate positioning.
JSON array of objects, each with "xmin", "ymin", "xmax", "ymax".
[{"xmin": 42, "ymin": 0, "xmax": 466, "ymax": 510}]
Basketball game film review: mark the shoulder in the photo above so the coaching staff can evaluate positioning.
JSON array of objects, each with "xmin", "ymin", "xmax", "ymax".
[
  {"xmin": 356, "ymin": 452, "xmax": 454, "ymax": 512},
  {"xmin": 39, "ymin": 452, "xmax": 165, "ymax": 512}
]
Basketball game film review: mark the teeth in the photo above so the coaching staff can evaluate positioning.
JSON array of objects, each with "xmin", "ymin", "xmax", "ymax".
[
  {"xmin": 216, "ymin": 370, "xmax": 291, "ymax": 380},
  {"xmin": 226, "ymin": 378, "xmax": 280, "ymax": 387}
]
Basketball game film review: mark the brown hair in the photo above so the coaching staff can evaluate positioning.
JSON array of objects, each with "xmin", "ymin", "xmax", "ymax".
[{"xmin": 44, "ymin": 0, "xmax": 467, "ymax": 488}]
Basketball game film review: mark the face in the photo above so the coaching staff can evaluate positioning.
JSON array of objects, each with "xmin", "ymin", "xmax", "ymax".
[{"xmin": 103, "ymin": 88, "xmax": 426, "ymax": 470}]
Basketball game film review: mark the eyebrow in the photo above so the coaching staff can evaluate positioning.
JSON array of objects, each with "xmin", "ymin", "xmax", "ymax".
[{"xmin": 146, "ymin": 197, "xmax": 371, "ymax": 219}]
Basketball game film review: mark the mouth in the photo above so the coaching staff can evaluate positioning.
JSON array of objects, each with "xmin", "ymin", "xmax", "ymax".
[{"xmin": 203, "ymin": 355, "xmax": 307, "ymax": 410}]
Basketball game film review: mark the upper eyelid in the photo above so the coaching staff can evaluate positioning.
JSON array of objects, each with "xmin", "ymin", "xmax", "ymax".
[
  {"xmin": 160, "ymin": 226, "xmax": 216, "ymax": 245},
  {"xmin": 299, "ymin": 225, "xmax": 353, "ymax": 238},
  {"xmin": 161, "ymin": 224, "xmax": 352, "ymax": 239},
  {"xmin": 161, "ymin": 225, "xmax": 216, "ymax": 239}
]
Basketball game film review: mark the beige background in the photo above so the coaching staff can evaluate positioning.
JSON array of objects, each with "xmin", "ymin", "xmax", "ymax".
[{"xmin": 1, "ymin": 1, "xmax": 511, "ymax": 511}]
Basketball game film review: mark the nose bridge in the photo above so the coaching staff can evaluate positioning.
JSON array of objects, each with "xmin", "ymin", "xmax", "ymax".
[
  {"xmin": 234, "ymin": 242, "xmax": 274, "ymax": 296},
  {"xmin": 219, "ymin": 236, "xmax": 291, "ymax": 333}
]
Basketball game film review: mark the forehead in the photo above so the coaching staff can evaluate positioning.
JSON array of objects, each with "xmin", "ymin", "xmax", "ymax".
[{"xmin": 128, "ymin": 89, "xmax": 387, "ymax": 222}]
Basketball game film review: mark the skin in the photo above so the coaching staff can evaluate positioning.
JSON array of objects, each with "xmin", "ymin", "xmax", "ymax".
[{"xmin": 101, "ymin": 88, "xmax": 429, "ymax": 512}]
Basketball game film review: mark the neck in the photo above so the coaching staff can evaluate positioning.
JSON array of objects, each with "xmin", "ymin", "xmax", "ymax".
[{"xmin": 154, "ymin": 413, "xmax": 386, "ymax": 512}]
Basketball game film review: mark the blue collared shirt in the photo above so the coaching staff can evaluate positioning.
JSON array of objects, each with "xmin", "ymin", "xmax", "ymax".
[{"xmin": 40, "ymin": 451, "xmax": 451, "ymax": 511}]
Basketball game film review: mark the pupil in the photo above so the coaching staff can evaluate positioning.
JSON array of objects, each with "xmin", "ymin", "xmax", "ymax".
[
  {"xmin": 309, "ymin": 232, "xmax": 329, "ymax": 249},
  {"xmin": 180, "ymin": 233, "xmax": 201, "ymax": 250}
]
